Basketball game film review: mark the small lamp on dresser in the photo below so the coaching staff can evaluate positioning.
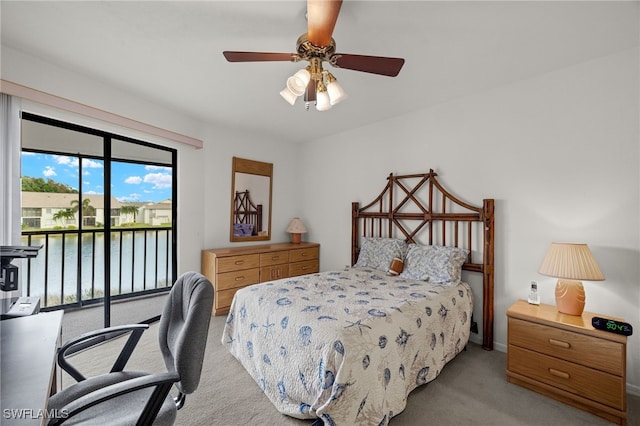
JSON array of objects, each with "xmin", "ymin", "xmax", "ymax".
[
  {"xmin": 538, "ymin": 242, "xmax": 605, "ymax": 316},
  {"xmin": 286, "ymin": 217, "xmax": 307, "ymax": 244}
]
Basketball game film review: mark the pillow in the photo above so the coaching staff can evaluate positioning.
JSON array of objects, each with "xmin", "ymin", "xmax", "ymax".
[
  {"xmin": 399, "ymin": 244, "xmax": 469, "ymax": 284},
  {"xmin": 355, "ymin": 237, "xmax": 408, "ymax": 272},
  {"xmin": 233, "ymin": 223, "xmax": 254, "ymax": 236}
]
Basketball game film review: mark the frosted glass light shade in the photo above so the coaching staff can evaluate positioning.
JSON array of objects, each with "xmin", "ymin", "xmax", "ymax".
[
  {"xmin": 286, "ymin": 69, "xmax": 311, "ymax": 96},
  {"xmin": 280, "ymin": 87, "xmax": 298, "ymax": 105},
  {"xmin": 327, "ymin": 80, "xmax": 347, "ymax": 105},
  {"xmin": 316, "ymin": 90, "xmax": 331, "ymax": 111},
  {"xmin": 539, "ymin": 243, "xmax": 604, "ymax": 316}
]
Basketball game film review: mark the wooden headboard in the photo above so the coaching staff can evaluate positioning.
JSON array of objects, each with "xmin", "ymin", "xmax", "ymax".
[
  {"xmin": 351, "ymin": 170, "xmax": 495, "ymax": 350},
  {"xmin": 234, "ymin": 190, "xmax": 263, "ymax": 236}
]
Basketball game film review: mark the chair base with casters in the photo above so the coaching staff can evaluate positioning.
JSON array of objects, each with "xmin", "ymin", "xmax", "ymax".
[{"xmin": 48, "ymin": 272, "xmax": 214, "ymax": 425}]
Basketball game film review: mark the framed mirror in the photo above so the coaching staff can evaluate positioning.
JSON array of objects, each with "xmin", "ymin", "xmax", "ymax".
[{"xmin": 230, "ymin": 157, "xmax": 273, "ymax": 242}]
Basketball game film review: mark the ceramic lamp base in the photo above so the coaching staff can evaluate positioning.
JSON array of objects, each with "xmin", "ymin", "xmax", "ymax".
[
  {"xmin": 555, "ymin": 278, "xmax": 585, "ymax": 316},
  {"xmin": 290, "ymin": 233, "xmax": 301, "ymax": 244}
]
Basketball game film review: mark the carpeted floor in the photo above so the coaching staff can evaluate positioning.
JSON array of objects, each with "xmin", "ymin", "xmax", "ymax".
[{"xmin": 60, "ymin": 313, "xmax": 638, "ymax": 425}]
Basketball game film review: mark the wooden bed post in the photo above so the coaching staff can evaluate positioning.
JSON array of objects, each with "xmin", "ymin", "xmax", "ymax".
[
  {"xmin": 482, "ymin": 199, "xmax": 495, "ymax": 351},
  {"xmin": 351, "ymin": 202, "xmax": 360, "ymax": 266}
]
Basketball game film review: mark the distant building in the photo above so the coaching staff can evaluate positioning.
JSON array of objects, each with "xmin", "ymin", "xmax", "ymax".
[
  {"xmin": 20, "ymin": 192, "xmax": 172, "ymax": 229},
  {"xmin": 138, "ymin": 199, "xmax": 173, "ymax": 226}
]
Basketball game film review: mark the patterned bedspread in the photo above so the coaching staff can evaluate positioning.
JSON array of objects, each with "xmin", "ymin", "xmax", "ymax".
[{"xmin": 222, "ymin": 267, "xmax": 473, "ymax": 425}]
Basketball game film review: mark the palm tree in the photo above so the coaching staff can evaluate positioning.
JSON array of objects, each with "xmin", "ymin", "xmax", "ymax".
[
  {"xmin": 70, "ymin": 198, "xmax": 96, "ymax": 226},
  {"xmin": 52, "ymin": 208, "xmax": 74, "ymax": 226},
  {"xmin": 120, "ymin": 205, "xmax": 139, "ymax": 224}
]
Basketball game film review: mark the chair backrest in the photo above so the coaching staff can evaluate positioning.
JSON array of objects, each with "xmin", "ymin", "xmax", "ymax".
[{"xmin": 158, "ymin": 271, "xmax": 214, "ymax": 395}]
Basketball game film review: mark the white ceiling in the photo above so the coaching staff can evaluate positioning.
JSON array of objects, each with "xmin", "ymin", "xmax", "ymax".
[{"xmin": 2, "ymin": 1, "xmax": 638, "ymax": 144}]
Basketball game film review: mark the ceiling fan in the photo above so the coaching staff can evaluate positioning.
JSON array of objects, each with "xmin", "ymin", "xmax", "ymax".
[{"xmin": 223, "ymin": 0, "xmax": 405, "ymax": 111}]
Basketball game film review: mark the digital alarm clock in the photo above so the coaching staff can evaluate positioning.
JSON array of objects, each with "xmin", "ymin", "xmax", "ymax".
[{"xmin": 591, "ymin": 317, "xmax": 633, "ymax": 336}]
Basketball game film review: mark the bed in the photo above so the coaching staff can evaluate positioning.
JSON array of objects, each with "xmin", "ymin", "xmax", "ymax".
[
  {"xmin": 222, "ymin": 170, "xmax": 495, "ymax": 425},
  {"xmin": 233, "ymin": 189, "xmax": 263, "ymax": 236}
]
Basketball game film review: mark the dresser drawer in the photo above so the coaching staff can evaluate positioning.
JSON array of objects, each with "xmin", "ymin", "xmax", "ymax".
[
  {"xmin": 508, "ymin": 345, "xmax": 624, "ymax": 410},
  {"xmin": 261, "ymin": 264, "xmax": 289, "ymax": 282},
  {"xmin": 289, "ymin": 259, "xmax": 319, "ymax": 277},
  {"xmin": 217, "ymin": 268, "xmax": 260, "ymax": 291},
  {"xmin": 290, "ymin": 246, "xmax": 319, "ymax": 262},
  {"xmin": 216, "ymin": 287, "xmax": 241, "ymax": 312},
  {"xmin": 217, "ymin": 254, "xmax": 260, "ymax": 273},
  {"xmin": 508, "ymin": 317, "xmax": 624, "ymax": 375},
  {"xmin": 260, "ymin": 251, "xmax": 289, "ymax": 266}
]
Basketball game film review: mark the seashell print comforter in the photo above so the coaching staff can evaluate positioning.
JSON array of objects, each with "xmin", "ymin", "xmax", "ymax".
[{"xmin": 222, "ymin": 267, "xmax": 473, "ymax": 425}]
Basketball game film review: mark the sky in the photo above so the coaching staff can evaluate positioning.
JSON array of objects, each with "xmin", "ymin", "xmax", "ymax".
[{"xmin": 21, "ymin": 152, "xmax": 172, "ymax": 203}]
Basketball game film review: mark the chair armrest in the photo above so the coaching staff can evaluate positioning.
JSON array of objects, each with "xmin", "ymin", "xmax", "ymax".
[
  {"xmin": 49, "ymin": 371, "xmax": 180, "ymax": 426},
  {"xmin": 58, "ymin": 324, "xmax": 150, "ymax": 382}
]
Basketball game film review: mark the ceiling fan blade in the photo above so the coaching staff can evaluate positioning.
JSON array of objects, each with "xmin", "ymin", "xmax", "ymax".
[
  {"xmin": 307, "ymin": 0, "xmax": 343, "ymax": 47},
  {"xmin": 333, "ymin": 54, "xmax": 405, "ymax": 77},
  {"xmin": 223, "ymin": 51, "xmax": 296, "ymax": 62}
]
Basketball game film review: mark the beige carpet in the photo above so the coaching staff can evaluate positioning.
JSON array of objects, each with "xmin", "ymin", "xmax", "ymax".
[{"xmin": 60, "ymin": 314, "xmax": 638, "ymax": 426}]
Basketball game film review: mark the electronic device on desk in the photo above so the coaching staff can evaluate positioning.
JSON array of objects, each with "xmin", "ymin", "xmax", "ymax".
[
  {"xmin": 3, "ymin": 296, "xmax": 41, "ymax": 317},
  {"xmin": 592, "ymin": 316, "xmax": 633, "ymax": 336},
  {"xmin": 0, "ymin": 245, "xmax": 42, "ymax": 291}
]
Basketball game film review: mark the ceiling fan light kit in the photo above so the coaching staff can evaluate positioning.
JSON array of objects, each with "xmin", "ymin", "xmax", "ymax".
[{"xmin": 224, "ymin": 0, "xmax": 404, "ymax": 112}]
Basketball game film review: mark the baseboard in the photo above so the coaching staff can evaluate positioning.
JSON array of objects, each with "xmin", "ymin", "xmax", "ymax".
[{"xmin": 627, "ymin": 383, "xmax": 640, "ymax": 397}]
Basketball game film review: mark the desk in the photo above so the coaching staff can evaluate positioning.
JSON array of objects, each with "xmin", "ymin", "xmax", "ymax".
[{"xmin": 1, "ymin": 311, "xmax": 63, "ymax": 425}]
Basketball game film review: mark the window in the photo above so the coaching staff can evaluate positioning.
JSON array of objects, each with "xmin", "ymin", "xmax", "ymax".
[{"xmin": 20, "ymin": 113, "xmax": 177, "ymax": 319}]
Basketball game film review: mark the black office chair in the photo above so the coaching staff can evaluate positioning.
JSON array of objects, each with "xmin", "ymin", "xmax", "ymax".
[{"xmin": 47, "ymin": 271, "xmax": 214, "ymax": 425}]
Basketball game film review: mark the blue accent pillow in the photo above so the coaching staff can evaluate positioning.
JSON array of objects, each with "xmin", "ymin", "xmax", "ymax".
[
  {"xmin": 355, "ymin": 237, "xmax": 408, "ymax": 272},
  {"xmin": 399, "ymin": 244, "xmax": 469, "ymax": 284}
]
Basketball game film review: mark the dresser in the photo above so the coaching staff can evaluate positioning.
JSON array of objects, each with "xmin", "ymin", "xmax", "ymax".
[
  {"xmin": 506, "ymin": 300, "xmax": 627, "ymax": 425},
  {"xmin": 201, "ymin": 242, "xmax": 320, "ymax": 316}
]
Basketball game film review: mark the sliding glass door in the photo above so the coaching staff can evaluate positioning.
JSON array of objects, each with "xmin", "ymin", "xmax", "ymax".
[{"xmin": 20, "ymin": 113, "xmax": 176, "ymax": 331}]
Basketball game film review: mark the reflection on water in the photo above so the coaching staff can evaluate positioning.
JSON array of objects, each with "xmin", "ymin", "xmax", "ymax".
[{"xmin": 21, "ymin": 230, "xmax": 172, "ymax": 307}]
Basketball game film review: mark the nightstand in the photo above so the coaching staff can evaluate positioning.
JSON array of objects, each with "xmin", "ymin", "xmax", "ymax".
[{"xmin": 506, "ymin": 300, "xmax": 627, "ymax": 425}]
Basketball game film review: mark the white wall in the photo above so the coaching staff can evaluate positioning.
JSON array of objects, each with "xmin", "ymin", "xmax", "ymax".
[
  {"xmin": 299, "ymin": 48, "xmax": 640, "ymax": 392},
  {"xmin": 1, "ymin": 46, "xmax": 301, "ymax": 275}
]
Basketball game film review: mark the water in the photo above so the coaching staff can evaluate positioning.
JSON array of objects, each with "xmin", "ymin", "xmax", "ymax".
[{"xmin": 20, "ymin": 229, "xmax": 173, "ymax": 307}]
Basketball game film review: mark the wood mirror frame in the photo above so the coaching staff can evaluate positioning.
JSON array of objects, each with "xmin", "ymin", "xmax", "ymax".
[{"xmin": 230, "ymin": 157, "xmax": 273, "ymax": 242}]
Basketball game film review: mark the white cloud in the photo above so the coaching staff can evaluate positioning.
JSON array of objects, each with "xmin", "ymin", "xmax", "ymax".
[
  {"xmin": 145, "ymin": 165, "xmax": 171, "ymax": 172},
  {"xmin": 125, "ymin": 176, "xmax": 142, "ymax": 184},
  {"xmin": 82, "ymin": 158, "xmax": 103, "ymax": 168},
  {"xmin": 21, "ymin": 152, "xmax": 36, "ymax": 156},
  {"xmin": 53, "ymin": 155, "xmax": 79, "ymax": 167},
  {"xmin": 43, "ymin": 166, "xmax": 56, "ymax": 177},
  {"xmin": 144, "ymin": 173, "xmax": 172, "ymax": 189},
  {"xmin": 117, "ymin": 193, "xmax": 141, "ymax": 202}
]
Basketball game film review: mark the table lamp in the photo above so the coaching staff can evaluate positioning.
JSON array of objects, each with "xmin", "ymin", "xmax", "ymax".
[
  {"xmin": 286, "ymin": 217, "xmax": 307, "ymax": 244},
  {"xmin": 538, "ymin": 242, "xmax": 605, "ymax": 316}
]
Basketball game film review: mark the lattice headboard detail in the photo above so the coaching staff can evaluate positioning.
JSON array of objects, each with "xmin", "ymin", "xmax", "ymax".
[
  {"xmin": 234, "ymin": 190, "xmax": 263, "ymax": 236},
  {"xmin": 351, "ymin": 170, "xmax": 495, "ymax": 350}
]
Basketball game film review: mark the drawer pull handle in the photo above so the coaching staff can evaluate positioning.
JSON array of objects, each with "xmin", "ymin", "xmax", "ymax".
[
  {"xmin": 548, "ymin": 368, "xmax": 570, "ymax": 380},
  {"xmin": 548, "ymin": 338, "xmax": 571, "ymax": 349},
  {"xmin": 234, "ymin": 260, "xmax": 244, "ymax": 265},
  {"xmin": 235, "ymin": 276, "xmax": 245, "ymax": 281},
  {"xmin": 272, "ymin": 256, "xmax": 280, "ymax": 260},
  {"xmin": 301, "ymin": 253, "xmax": 307, "ymax": 257}
]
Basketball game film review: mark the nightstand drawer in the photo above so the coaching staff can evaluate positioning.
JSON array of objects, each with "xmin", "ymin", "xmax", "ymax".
[
  {"xmin": 217, "ymin": 268, "xmax": 260, "ymax": 290},
  {"xmin": 508, "ymin": 317, "xmax": 624, "ymax": 375},
  {"xmin": 508, "ymin": 345, "xmax": 624, "ymax": 410},
  {"xmin": 260, "ymin": 250, "xmax": 289, "ymax": 266},
  {"xmin": 289, "ymin": 259, "xmax": 319, "ymax": 277},
  {"xmin": 217, "ymin": 254, "xmax": 260, "ymax": 272}
]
